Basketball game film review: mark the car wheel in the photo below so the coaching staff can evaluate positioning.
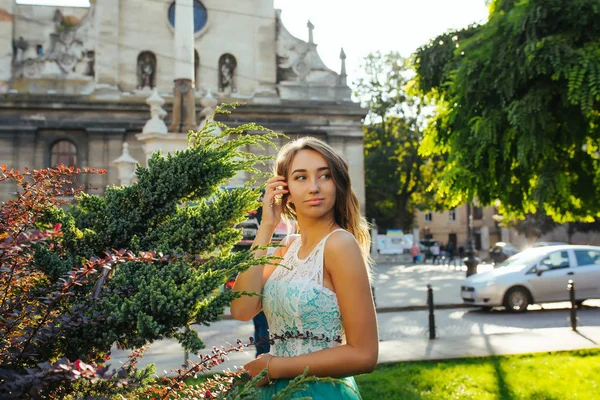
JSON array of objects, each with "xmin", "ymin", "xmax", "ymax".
[{"xmin": 503, "ymin": 287, "xmax": 531, "ymax": 313}]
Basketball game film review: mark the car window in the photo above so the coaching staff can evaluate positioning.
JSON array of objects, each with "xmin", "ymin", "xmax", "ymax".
[
  {"xmin": 498, "ymin": 250, "xmax": 541, "ymax": 269},
  {"xmin": 540, "ymin": 251, "xmax": 570, "ymax": 270},
  {"xmin": 574, "ymin": 250, "xmax": 600, "ymax": 267}
]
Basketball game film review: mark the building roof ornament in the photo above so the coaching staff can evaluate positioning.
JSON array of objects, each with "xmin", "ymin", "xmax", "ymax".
[
  {"xmin": 142, "ymin": 88, "xmax": 168, "ymax": 134},
  {"xmin": 198, "ymin": 90, "xmax": 221, "ymax": 134},
  {"xmin": 339, "ymin": 47, "xmax": 347, "ymax": 86},
  {"xmin": 275, "ymin": 10, "xmax": 351, "ymax": 102},
  {"xmin": 112, "ymin": 142, "xmax": 139, "ymax": 186}
]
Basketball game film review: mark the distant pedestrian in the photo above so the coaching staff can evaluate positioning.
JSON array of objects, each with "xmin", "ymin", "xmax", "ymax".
[
  {"xmin": 430, "ymin": 242, "xmax": 440, "ymax": 264},
  {"xmin": 410, "ymin": 242, "xmax": 421, "ymax": 264},
  {"xmin": 446, "ymin": 242, "xmax": 455, "ymax": 265},
  {"xmin": 440, "ymin": 244, "xmax": 447, "ymax": 265}
]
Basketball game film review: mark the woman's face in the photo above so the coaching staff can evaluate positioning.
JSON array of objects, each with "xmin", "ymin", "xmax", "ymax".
[{"xmin": 287, "ymin": 149, "xmax": 337, "ymax": 220}]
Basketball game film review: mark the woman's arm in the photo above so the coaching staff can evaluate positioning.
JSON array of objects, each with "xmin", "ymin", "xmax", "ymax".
[
  {"xmin": 230, "ymin": 224, "xmax": 279, "ymax": 321},
  {"xmin": 230, "ymin": 176, "xmax": 289, "ymax": 321},
  {"xmin": 244, "ymin": 231, "xmax": 379, "ymax": 379}
]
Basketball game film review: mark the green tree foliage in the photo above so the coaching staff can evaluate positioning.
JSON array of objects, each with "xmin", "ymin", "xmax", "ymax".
[
  {"xmin": 1, "ymin": 107, "xmax": 283, "ymax": 398},
  {"xmin": 355, "ymin": 52, "xmax": 444, "ymax": 231},
  {"xmin": 413, "ymin": 0, "xmax": 600, "ymax": 222},
  {"xmin": 43, "ymin": 110, "xmax": 277, "ymax": 358},
  {"xmin": 507, "ymin": 211, "xmax": 558, "ymax": 240}
]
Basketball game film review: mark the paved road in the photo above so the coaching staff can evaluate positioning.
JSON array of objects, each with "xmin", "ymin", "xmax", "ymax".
[{"xmin": 372, "ymin": 263, "xmax": 468, "ymax": 307}]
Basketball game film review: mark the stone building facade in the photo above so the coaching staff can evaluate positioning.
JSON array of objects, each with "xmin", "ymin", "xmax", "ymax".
[
  {"xmin": 415, "ymin": 205, "xmax": 600, "ymax": 257},
  {"xmin": 414, "ymin": 205, "xmax": 526, "ymax": 259},
  {"xmin": 0, "ymin": 0, "xmax": 366, "ymax": 210}
]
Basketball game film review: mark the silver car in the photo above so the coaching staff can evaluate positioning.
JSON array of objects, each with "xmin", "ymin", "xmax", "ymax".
[{"xmin": 461, "ymin": 245, "xmax": 600, "ymax": 312}]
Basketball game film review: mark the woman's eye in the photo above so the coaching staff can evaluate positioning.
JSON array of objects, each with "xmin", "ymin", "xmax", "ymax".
[
  {"xmin": 320, "ymin": 173, "xmax": 331, "ymax": 179},
  {"xmin": 294, "ymin": 175, "xmax": 306, "ymax": 181}
]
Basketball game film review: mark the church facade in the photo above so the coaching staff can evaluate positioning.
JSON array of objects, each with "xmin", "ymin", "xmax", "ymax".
[{"xmin": 0, "ymin": 0, "xmax": 366, "ymax": 210}]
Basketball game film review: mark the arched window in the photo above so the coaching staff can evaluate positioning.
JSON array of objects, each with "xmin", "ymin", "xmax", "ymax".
[
  {"xmin": 137, "ymin": 51, "xmax": 157, "ymax": 89},
  {"xmin": 50, "ymin": 140, "xmax": 78, "ymax": 192},
  {"xmin": 50, "ymin": 140, "xmax": 77, "ymax": 167}
]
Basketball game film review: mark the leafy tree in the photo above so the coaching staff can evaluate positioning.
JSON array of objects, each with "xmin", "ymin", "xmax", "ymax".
[
  {"xmin": 355, "ymin": 52, "xmax": 444, "ymax": 232},
  {"xmin": 413, "ymin": 0, "xmax": 600, "ymax": 222},
  {"xmin": 507, "ymin": 211, "xmax": 558, "ymax": 241},
  {"xmin": 0, "ymin": 109, "xmax": 282, "ymax": 398}
]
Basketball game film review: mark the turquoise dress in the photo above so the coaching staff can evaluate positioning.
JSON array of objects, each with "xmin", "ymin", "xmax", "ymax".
[{"xmin": 258, "ymin": 229, "xmax": 362, "ymax": 399}]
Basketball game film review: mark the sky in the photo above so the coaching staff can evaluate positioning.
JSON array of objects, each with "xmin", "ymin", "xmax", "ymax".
[{"xmin": 15, "ymin": 0, "xmax": 489, "ymax": 86}]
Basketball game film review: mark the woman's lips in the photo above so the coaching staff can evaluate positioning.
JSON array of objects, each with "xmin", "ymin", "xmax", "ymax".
[{"xmin": 306, "ymin": 198, "xmax": 324, "ymax": 205}]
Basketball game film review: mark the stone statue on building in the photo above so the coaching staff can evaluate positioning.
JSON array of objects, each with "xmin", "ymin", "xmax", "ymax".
[
  {"xmin": 138, "ymin": 53, "xmax": 156, "ymax": 89},
  {"xmin": 218, "ymin": 54, "xmax": 236, "ymax": 93},
  {"xmin": 12, "ymin": 37, "xmax": 28, "ymax": 63}
]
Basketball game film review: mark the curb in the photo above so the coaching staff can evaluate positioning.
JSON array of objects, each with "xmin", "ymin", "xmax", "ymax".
[
  {"xmin": 376, "ymin": 303, "xmax": 476, "ymax": 313},
  {"xmin": 220, "ymin": 303, "xmax": 474, "ymax": 320}
]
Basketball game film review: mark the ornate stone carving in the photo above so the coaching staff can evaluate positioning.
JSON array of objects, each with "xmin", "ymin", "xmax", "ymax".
[
  {"xmin": 276, "ymin": 15, "xmax": 335, "ymax": 83},
  {"xmin": 218, "ymin": 54, "xmax": 236, "ymax": 93},
  {"xmin": 12, "ymin": 8, "xmax": 95, "ymax": 80}
]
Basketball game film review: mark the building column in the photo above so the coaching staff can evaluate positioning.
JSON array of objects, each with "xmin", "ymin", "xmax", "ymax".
[
  {"xmin": 253, "ymin": 0, "xmax": 278, "ymax": 102},
  {"xmin": 328, "ymin": 134, "xmax": 366, "ymax": 215},
  {"xmin": 169, "ymin": 0, "xmax": 196, "ymax": 133},
  {"xmin": 95, "ymin": 0, "xmax": 120, "ymax": 89}
]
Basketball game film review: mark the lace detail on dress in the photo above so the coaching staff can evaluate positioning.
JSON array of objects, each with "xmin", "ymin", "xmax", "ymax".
[{"xmin": 263, "ymin": 229, "xmax": 352, "ymax": 357}]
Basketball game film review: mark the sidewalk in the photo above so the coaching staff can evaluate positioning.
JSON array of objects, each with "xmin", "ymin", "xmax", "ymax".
[
  {"xmin": 110, "ymin": 324, "xmax": 600, "ymax": 376},
  {"xmin": 378, "ymin": 326, "xmax": 600, "ymax": 364},
  {"xmin": 110, "ymin": 307, "xmax": 600, "ymax": 375}
]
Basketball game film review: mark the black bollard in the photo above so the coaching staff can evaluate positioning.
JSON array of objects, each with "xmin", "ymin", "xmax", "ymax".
[
  {"xmin": 568, "ymin": 280, "xmax": 577, "ymax": 331},
  {"xmin": 427, "ymin": 284, "xmax": 436, "ymax": 340}
]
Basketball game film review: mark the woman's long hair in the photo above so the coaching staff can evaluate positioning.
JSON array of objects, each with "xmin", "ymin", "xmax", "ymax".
[{"xmin": 275, "ymin": 137, "xmax": 373, "ymax": 276}]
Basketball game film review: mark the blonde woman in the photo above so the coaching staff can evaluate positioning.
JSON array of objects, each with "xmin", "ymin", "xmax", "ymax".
[{"xmin": 231, "ymin": 137, "xmax": 378, "ymax": 398}]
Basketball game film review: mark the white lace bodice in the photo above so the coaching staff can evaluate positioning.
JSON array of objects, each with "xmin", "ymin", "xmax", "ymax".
[{"xmin": 262, "ymin": 229, "xmax": 351, "ymax": 357}]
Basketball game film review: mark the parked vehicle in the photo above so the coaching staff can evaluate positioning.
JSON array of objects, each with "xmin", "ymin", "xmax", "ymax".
[
  {"xmin": 489, "ymin": 241, "xmax": 519, "ymax": 264},
  {"xmin": 532, "ymin": 241, "xmax": 569, "ymax": 247},
  {"xmin": 234, "ymin": 215, "xmax": 260, "ymax": 249},
  {"xmin": 461, "ymin": 245, "xmax": 600, "ymax": 312}
]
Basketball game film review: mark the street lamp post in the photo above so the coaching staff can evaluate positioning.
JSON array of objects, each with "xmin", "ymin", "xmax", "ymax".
[{"xmin": 464, "ymin": 202, "xmax": 479, "ymax": 277}]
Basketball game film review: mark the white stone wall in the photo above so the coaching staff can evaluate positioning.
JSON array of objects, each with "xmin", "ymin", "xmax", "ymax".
[
  {"xmin": 0, "ymin": 0, "xmax": 15, "ymax": 91},
  {"xmin": 114, "ymin": 0, "xmax": 276, "ymax": 94}
]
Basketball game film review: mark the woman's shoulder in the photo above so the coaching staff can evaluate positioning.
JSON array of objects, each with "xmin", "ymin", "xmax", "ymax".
[
  {"xmin": 323, "ymin": 229, "xmax": 365, "ymax": 273},
  {"xmin": 323, "ymin": 229, "xmax": 358, "ymax": 250}
]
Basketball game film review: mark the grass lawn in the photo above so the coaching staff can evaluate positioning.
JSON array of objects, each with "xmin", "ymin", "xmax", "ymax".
[{"xmin": 355, "ymin": 349, "xmax": 600, "ymax": 400}]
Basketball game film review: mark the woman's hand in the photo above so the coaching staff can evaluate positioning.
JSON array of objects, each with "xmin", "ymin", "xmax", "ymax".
[
  {"xmin": 243, "ymin": 353, "xmax": 275, "ymax": 387},
  {"xmin": 261, "ymin": 176, "xmax": 288, "ymax": 228}
]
